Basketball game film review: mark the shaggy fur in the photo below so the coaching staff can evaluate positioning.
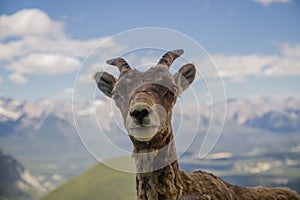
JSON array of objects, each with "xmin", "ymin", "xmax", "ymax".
[
  {"xmin": 95, "ymin": 49, "xmax": 300, "ymax": 200},
  {"xmin": 131, "ymin": 126, "xmax": 300, "ymax": 200}
]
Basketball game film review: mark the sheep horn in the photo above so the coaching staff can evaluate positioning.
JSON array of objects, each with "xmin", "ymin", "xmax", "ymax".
[
  {"xmin": 106, "ymin": 57, "xmax": 132, "ymax": 76},
  {"xmin": 157, "ymin": 49, "xmax": 184, "ymax": 68}
]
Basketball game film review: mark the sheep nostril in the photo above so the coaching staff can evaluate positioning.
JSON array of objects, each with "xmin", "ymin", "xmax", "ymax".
[{"xmin": 130, "ymin": 108, "xmax": 150, "ymax": 122}]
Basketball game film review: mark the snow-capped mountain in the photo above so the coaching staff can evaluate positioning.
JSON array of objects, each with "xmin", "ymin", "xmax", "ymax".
[
  {"xmin": 174, "ymin": 96, "xmax": 300, "ymax": 134},
  {"xmin": 0, "ymin": 95, "xmax": 299, "ymax": 192},
  {"xmin": 0, "ymin": 96, "xmax": 73, "ymax": 136},
  {"xmin": 1, "ymin": 95, "xmax": 300, "ymax": 139},
  {"xmin": 225, "ymin": 97, "xmax": 300, "ymax": 132}
]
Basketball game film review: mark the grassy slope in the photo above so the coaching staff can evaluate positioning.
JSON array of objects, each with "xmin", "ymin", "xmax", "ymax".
[{"xmin": 40, "ymin": 162, "xmax": 136, "ymax": 200}]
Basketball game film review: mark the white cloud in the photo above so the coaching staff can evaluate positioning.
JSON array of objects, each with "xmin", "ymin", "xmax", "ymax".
[
  {"xmin": 211, "ymin": 54, "xmax": 279, "ymax": 77},
  {"xmin": 9, "ymin": 73, "xmax": 28, "ymax": 84},
  {"xmin": 198, "ymin": 43, "xmax": 300, "ymax": 81},
  {"xmin": 280, "ymin": 43, "xmax": 300, "ymax": 58},
  {"xmin": 0, "ymin": 9, "xmax": 63, "ymax": 40},
  {"xmin": 6, "ymin": 53, "xmax": 80, "ymax": 75},
  {"xmin": 0, "ymin": 36, "xmax": 121, "ymax": 62},
  {"xmin": 253, "ymin": 0, "xmax": 291, "ymax": 5},
  {"xmin": 78, "ymin": 72, "xmax": 94, "ymax": 84},
  {"xmin": 0, "ymin": 9, "xmax": 124, "ymax": 85},
  {"xmin": 1, "ymin": 8, "xmax": 299, "ymax": 88},
  {"xmin": 263, "ymin": 44, "xmax": 300, "ymax": 76},
  {"xmin": 79, "ymin": 43, "xmax": 300, "ymax": 85},
  {"xmin": 0, "ymin": 76, "xmax": 3, "ymax": 84},
  {"xmin": 54, "ymin": 88, "xmax": 74, "ymax": 101}
]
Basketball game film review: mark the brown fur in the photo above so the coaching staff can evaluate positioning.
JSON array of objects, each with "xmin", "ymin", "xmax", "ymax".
[
  {"xmin": 131, "ymin": 126, "xmax": 300, "ymax": 200},
  {"xmin": 95, "ymin": 49, "xmax": 300, "ymax": 200}
]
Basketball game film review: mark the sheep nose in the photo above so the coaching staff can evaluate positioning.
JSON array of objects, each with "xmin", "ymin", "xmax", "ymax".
[{"xmin": 130, "ymin": 105, "xmax": 150, "ymax": 122}]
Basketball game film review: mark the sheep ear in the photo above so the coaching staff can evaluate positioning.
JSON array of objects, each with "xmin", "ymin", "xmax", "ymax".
[
  {"xmin": 174, "ymin": 64, "xmax": 196, "ymax": 95},
  {"xmin": 94, "ymin": 72, "xmax": 117, "ymax": 98}
]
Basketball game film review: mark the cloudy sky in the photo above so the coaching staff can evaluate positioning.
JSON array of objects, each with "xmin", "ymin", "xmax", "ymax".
[{"xmin": 0, "ymin": 0, "xmax": 299, "ymax": 101}]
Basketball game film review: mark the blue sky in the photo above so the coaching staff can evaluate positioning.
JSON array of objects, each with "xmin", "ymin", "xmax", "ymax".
[{"xmin": 0, "ymin": 0, "xmax": 299, "ymax": 101}]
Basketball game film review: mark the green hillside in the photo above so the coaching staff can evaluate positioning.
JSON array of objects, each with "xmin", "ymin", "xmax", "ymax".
[{"xmin": 40, "ymin": 161, "xmax": 136, "ymax": 200}]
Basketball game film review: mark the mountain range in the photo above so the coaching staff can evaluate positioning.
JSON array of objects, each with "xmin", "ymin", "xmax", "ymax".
[
  {"xmin": 0, "ymin": 95, "xmax": 299, "ymax": 194},
  {"xmin": 1, "ymin": 96, "xmax": 300, "ymax": 134},
  {"xmin": 1, "ymin": 96, "xmax": 300, "ymax": 138}
]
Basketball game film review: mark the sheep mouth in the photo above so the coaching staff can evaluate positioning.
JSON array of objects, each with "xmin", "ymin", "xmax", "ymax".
[
  {"xmin": 129, "ymin": 125, "xmax": 158, "ymax": 130},
  {"xmin": 128, "ymin": 126, "xmax": 159, "ymax": 141}
]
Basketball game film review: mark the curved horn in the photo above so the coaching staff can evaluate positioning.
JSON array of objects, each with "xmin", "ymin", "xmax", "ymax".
[
  {"xmin": 106, "ymin": 57, "xmax": 132, "ymax": 75},
  {"xmin": 157, "ymin": 49, "xmax": 184, "ymax": 68}
]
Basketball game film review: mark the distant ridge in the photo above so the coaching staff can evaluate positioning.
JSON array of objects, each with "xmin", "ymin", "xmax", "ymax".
[
  {"xmin": 0, "ymin": 149, "xmax": 44, "ymax": 200},
  {"xmin": 40, "ymin": 161, "xmax": 136, "ymax": 200}
]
